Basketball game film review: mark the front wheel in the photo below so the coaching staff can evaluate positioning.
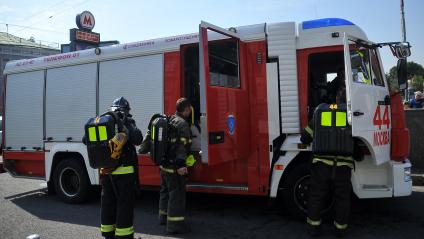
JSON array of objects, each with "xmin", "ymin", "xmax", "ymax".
[
  {"xmin": 281, "ymin": 163, "xmax": 333, "ymax": 219},
  {"xmin": 53, "ymin": 158, "xmax": 91, "ymax": 203}
]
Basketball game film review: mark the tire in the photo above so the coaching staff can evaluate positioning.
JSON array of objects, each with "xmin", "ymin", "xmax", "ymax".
[
  {"xmin": 53, "ymin": 158, "xmax": 91, "ymax": 203},
  {"xmin": 281, "ymin": 163, "xmax": 333, "ymax": 220}
]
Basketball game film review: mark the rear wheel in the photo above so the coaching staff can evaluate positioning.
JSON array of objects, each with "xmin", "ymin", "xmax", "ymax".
[
  {"xmin": 281, "ymin": 163, "xmax": 333, "ymax": 220},
  {"xmin": 53, "ymin": 158, "xmax": 91, "ymax": 203}
]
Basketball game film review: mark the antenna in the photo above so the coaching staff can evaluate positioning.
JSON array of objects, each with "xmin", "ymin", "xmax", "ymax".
[{"xmin": 400, "ymin": 0, "xmax": 407, "ymax": 42}]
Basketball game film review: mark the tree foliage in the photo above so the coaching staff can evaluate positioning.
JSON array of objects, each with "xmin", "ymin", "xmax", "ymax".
[{"xmin": 386, "ymin": 61, "xmax": 424, "ymax": 91}]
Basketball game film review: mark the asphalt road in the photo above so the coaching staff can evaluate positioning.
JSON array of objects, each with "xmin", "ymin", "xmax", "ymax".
[{"xmin": 1, "ymin": 172, "xmax": 424, "ymax": 239}]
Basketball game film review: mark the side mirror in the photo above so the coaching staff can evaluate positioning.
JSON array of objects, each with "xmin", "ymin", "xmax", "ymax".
[
  {"xmin": 393, "ymin": 42, "xmax": 411, "ymax": 59},
  {"xmin": 397, "ymin": 59, "xmax": 407, "ymax": 90}
]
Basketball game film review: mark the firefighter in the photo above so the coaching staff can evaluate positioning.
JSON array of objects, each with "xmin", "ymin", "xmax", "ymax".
[
  {"xmin": 96, "ymin": 97, "xmax": 142, "ymax": 239},
  {"xmin": 352, "ymin": 48, "xmax": 372, "ymax": 85},
  {"xmin": 327, "ymin": 68, "xmax": 345, "ymax": 103},
  {"xmin": 159, "ymin": 98, "xmax": 193, "ymax": 234},
  {"xmin": 138, "ymin": 98, "xmax": 194, "ymax": 234},
  {"xmin": 301, "ymin": 90, "xmax": 355, "ymax": 238}
]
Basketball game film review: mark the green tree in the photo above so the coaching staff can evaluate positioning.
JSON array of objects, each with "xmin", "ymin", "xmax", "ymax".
[{"xmin": 386, "ymin": 61, "xmax": 424, "ymax": 91}]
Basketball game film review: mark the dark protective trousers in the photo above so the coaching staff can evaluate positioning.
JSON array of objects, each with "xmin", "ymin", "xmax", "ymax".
[
  {"xmin": 159, "ymin": 169, "xmax": 187, "ymax": 232},
  {"xmin": 101, "ymin": 173, "xmax": 136, "ymax": 239},
  {"xmin": 308, "ymin": 162, "xmax": 352, "ymax": 228}
]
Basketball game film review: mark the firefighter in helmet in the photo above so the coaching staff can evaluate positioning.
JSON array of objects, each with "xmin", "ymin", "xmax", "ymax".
[
  {"xmin": 139, "ymin": 98, "xmax": 193, "ymax": 234},
  {"xmin": 301, "ymin": 90, "xmax": 356, "ymax": 237},
  {"xmin": 98, "ymin": 97, "xmax": 143, "ymax": 239}
]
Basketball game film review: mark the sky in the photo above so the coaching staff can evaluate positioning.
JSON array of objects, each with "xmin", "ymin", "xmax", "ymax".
[{"xmin": 0, "ymin": 0, "xmax": 423, "ymax": 72}]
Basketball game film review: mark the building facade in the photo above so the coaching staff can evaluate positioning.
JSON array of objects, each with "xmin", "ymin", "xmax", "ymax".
[{"xmin": 0, "ymin": 32, "xmax": 60, "ymax": 114}]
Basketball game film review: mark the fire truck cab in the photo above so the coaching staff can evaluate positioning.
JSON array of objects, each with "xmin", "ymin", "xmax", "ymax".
[{"xmin": 2, "ymin": 18, "xmax": 412, "ymax": 217}]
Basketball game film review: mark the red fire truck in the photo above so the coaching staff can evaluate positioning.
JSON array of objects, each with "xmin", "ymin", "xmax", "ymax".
[{"xmin": 2, "ymin": 18, "xmax": 412, "ymax": 217}]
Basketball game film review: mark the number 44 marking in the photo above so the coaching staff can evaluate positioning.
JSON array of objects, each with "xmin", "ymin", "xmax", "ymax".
[{"xmin": 373, "ymin": 105, "xmax": 390, "ymax": 129}]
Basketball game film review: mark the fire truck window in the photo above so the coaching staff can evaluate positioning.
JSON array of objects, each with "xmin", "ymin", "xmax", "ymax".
[
  {"xmin": 208, "ymin": 39, "xmax": 240, "ymax": 88},
  {"xmin": 370, "ymin": 49, "xmax": 385, "ymax": 87},
  {"xmin": 349, "ymin": 48, "xmax": 372, "ymax": 85}
]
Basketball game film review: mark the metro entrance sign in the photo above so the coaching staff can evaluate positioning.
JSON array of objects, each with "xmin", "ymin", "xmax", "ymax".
[
  {"xmin": 69, "ymin": 11, "xmax": 100, "ymax": 51},
  {"xmin": 76, "ymin": 11, "xmax": 95, "ymax": 30},
  {"xmin": 70, "ymin": 29, "xmax": 100, "ymax": 44}
]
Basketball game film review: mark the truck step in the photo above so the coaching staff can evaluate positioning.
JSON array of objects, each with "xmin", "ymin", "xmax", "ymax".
[
  {"xmin": 362, "ymin": 184, "xmax": 391, "ymax": 191},
  {"xmin": 187, "ymin": 183, "xmax": 248, "ymax": 191}
]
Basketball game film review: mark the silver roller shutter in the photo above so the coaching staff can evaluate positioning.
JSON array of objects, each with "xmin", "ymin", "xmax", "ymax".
[
  {"xmin": 99, "ymin": 54, "xmax": 164, "ymax": 134},
  {"xmin": 5, "ymin": 71, "xmax": 44, "ymax": 150},
  {"xmin": 46, "ymin": 63, "xmax": 97, "ymax": 141}
]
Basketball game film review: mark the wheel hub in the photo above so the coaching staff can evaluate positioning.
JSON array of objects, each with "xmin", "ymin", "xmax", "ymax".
[{"xmin": 59, "ymin": 167, "xmax": 80, "ymax": 197}]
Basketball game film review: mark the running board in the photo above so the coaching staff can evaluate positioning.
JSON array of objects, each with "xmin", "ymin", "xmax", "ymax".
[
  {"xmin": 187, "ymin": 183, "xmax": 248, "ymax": 191},
  {"xmin": 362, "ymin": 184, "xmax": 392, "ymax": 191}
]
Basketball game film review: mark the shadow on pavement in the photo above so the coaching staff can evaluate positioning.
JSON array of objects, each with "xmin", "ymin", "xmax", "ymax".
[
  {"xmin": 8, "ymin": 188, "xmax": 294, "ymax": 238},
  {"xmin": 7, "ymin": 185, "xmax": 424, "ymax": 238}
]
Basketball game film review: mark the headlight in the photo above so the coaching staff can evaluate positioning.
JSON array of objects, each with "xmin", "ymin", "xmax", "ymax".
[{"xmin": 404, "ymin": 167, "xmax": 412, "ymax": 182}]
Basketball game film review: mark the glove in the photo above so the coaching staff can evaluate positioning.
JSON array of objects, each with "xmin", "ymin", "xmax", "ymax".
[{"xmin": 100, "ymin": 167, "xmax": 115, "ymax": 175}]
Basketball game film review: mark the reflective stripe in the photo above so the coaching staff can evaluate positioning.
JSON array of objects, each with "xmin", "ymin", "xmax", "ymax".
[
  {"xmin": 170, "ymin": 138, "xmax": 177, "ymax": 143},
  {"xmin": 318, "ymin": 155, "xmax": 354, "ymax": 161},
  {"xmin": 336, "ymin": 162, "xmax": 354, "ymax": 168},
  {"xmin": 159, "ymin": 165, "xmax": 175, "ymax": 173},
  {"xmin": 111, "ymin": 166, "xmax": 134, "ymax": 175},
  {"xmin": 167, "ymin": 216, "xmax": 185, "ymax": 221},
  {"xmin": 321, "ymin": 112, "xmax": 332, "ymax": 126},
  {"xmin": 152, "ymin": 126, "xmax": 155, "ymax": 140},
  {"xmin": 313, "ymin": 158, "xmax": 335, "ymax": 166},
  {"xmin": 88, "ymin": 127, "xmax": 97, "ymax": 142},
  {"xmin": 336, "ymin": 112, "xmax": 347, "ymax": 127},
  {"xmin": 115, "ymin": 226, "xmax": 134, "ymax": 236},
  {"xmin": 159, "ymin": 209, "xmax": 167, "ymax": 215},
  {"xmin": 305, "ymin": 126, "xmax": 313, "ymax": 136},
  {"xmin": 334, "ymin": 221, "xmax": 348, "ymax": 230},
  {"xmin": 307, "ymin": 217, "xmax": 321, "ymax": 226},
  {"xmin": 101, "ymin": 224, "xmax": 116, "ymax": 233},
  {"xmin": 313, "ymin": 158, "xmax": 354, "ymax": 169},
  {"xmin": 99, "ymin": 126, "xmax": 108, "ymax": 141},
  {"xmin": 191, "ymin": 106, "xmax": 195, "ymax": 125},
  {"xmin": 180, "ymin": 137, "xmax": 188, "ymax": 145}
]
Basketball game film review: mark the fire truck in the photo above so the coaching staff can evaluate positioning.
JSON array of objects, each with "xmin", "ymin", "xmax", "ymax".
[{"xmin": 2, "ymin": 18, "xmax": 412, "ymax": 217}]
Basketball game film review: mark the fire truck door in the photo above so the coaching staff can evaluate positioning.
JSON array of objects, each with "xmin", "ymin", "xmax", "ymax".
[
  {"xmin": 198, "ymin": 21, "xmax": 251, "ymax": 166},
  {"xmin": 343, "ymin": 34, "xmax": 391, "ymax": 165}
]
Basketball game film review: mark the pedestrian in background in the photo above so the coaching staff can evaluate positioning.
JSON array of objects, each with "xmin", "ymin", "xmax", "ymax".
[{"xmin": 409, "ymin": 91, "xmax": 424, "ymax": 108}]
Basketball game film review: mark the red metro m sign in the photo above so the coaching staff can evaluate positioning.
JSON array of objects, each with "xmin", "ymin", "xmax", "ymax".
[{"xmin": 76, "ymin": 11, "xmax": 95, "ymax": 31}]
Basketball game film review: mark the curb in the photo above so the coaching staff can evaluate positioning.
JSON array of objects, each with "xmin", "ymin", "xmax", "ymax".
[{"xmin": 412, "ymin": 173, "xmax": 424, "ymax": 186}]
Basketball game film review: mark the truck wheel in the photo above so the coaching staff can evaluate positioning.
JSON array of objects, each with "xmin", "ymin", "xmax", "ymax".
[
  {"xmin": 53, "ymin": 158, "xmax": 90, "ymax": 203},
  {"xmin": 281, "ymin": 163, "xmax": 333, "ymax": 220}
]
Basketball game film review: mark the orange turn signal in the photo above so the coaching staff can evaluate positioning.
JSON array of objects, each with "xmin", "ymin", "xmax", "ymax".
[{"xmin": 274, "ymin": 164, "xmax": 284, "ymax": 170}]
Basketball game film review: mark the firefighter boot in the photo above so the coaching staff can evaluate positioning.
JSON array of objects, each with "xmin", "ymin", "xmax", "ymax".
[
  {"xmin": 159, "ymin": 212, "xmax": 167, "ymax": 226},
  {"xmin": 334, "ymin": 221, "xmax": 348, "ymax": 238},
  {"xmin": 307, "ymin": 224, "xmax": 321, "ymax": 237},
  {"xmin": 166, "ymin": 221, "xmax": 191, "ymax": 234},
  {"xmin": 334, "ymin": 228, "xmax": 348, "ymax": 238}
]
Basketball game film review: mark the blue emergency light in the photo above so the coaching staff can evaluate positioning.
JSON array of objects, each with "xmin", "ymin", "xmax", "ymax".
[{"xmin": 302, "ymin": 18, "xmax": 354, "ymax": 30}]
